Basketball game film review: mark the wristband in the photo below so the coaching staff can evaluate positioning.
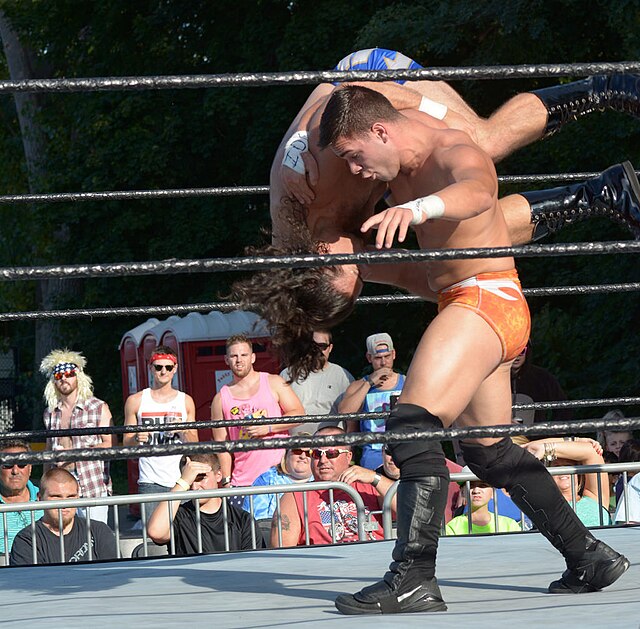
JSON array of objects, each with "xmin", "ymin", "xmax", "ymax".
[
  {"xmin": 405, "ymin": 194, "xmax": 446, "ymax": 225},
  {"xmin": 371, "ymin": 473, "xmax": 382, "ymax": 488},
  {"xmin": 418, "ymin": 96, "xmax": 448, "ymax": 120},
  {"xmin": 220, "ymin": 476, "xmax": 232, "ymax": 486},
  {"xmin": 282, "ymin": 130, "xmax": 309, "ymax": 174},
  {"xmin": 363, "ymin": 375, "xmax": 371, "ymax": 385},
  {"xmin": 175, "ymin": 477, "xmax": 190, "ymax": 491}
]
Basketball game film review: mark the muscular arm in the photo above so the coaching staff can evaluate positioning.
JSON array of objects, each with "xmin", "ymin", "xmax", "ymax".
[
  {"xmin": 210, "ymin": 394, "xmax": 233, "ymax": 482},
  {"xmin": 96, "ymin": 403, "xmax": 114, "ymax": 448},
  {"xmin": 271, "ymin": 491, "xmax": 301, "ymax": 547},
  {"xmin": 359, "ymin": 258, "xmax": 438, "ymax": 302},
  {"xmin": 180, "ymin": 395, "xmax": 199, "ymax": 443},
  {"xmin": 338, "ymin": 379, "xmax": 369, "ymax": 415},
  {"xmin": 122, "ymin": 394, "xmax": 142, "ymax": 447}
]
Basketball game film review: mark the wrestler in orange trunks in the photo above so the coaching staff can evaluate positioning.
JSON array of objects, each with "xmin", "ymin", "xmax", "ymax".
[{"xmin": 438, "ymin": 269, "xmax": 531, "ymax": 362}]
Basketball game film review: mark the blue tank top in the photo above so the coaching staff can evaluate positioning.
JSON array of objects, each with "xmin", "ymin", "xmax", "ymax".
[{"xmin": 361, "ymin": 373, "xmax": 405, "ymax": 451}]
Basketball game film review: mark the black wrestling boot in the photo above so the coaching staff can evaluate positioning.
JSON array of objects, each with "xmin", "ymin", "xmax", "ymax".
[
  {"xmin": 461, "ymin": 438, "xmax": 630, "ymax": 595},
  {"xmin": 521, "ymin": 161, "xmax": 640, "ymax": 240},
  {"xmin": 532, "ymin": 74, "xmax": 640, "ymax": 138},
  {"xmin": 335, "ymin": 404, "xmax": 449, "ymax": 615},
  {"xmin": 548, "ymin": 538, "xmax": 631, "ymax": 594},
  {"xmin": 335, "ymin": 477, "xmax": 449, "ymax": 615}
]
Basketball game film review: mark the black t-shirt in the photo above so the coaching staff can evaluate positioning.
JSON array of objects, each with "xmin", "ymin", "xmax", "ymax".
[
  {"xmin": 172, "ymin": 500, "xmax": 263, "ymax": 555},
  {"xmin": 10, "ymin": 517, "xmax": 117, "ymax": 565}
]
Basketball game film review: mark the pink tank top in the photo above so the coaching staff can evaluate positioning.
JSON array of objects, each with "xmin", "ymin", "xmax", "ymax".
[{"xmin": 219, "ymin": 372, "xmax": 287, "ymax": 487}]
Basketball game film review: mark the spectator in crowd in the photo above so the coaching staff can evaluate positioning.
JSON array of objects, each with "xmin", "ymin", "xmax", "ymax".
[
  {"xmin": 455, "ymin": 465, "xmax": 532, "ymax": 530},
  {"xmin": 0, "ymin": 439, "xmax": 44, "ymax": 555},
  {"xmin": 280, "ymin": 329, "xmax": 354, "ymax": 434},
  {"xmin": 211, "ymin": 334, "xmax": 304, "ymax": 500},
  {"xmin": 124, "ymin": 346, "xmax": 198, "ymax": 518},
  {"xmin": 598, "ymin": 410, "xmax": 633, "ymax": 458},
  {"xmin": 614, "ymin": 439, "xmax": 640, "ymax": 523},
  {"xmin": 10, "ymin": 468, "xmax": 116, "ymax": 565},
  {"xmin": 340, "ymin": 333, "xmax": 405, "ymax": 469},
  {"xmin": 147, "ymin": 454, "xmax": 262, "ymax": 554},
  {"xmin": 272, "ymin": 427, "xmax": 393, "ymax": 547},
  {"xmin": 511, "ymin": 341, "xmax": 573, "ymax": 424},
  {"xmin": 602, "ymin": 450, "xmax": 620, "ymax": 513},
  {"xmin": 243, "ymin": 443, "xmax": 313, "ymax": 546},
  {"xmin": 446, "ymin": 476, "xmax": 522, "ymax": 535},
  {"xmin": 525, "ymin": 438, "xmax": 611, "ymax": 526},
  {"xmin": 39, "ymin": 349, "xmax": 113, "ymax": 524}
]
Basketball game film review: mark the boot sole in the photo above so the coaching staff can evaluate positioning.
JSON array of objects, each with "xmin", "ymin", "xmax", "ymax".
[
  {"xmin": 548, "ymin": 555, "xmax": 631, "ymax": 594},
  {"xmin": 335, "ymin": 593, "xmax": 447, "ymax": 615},
  {"xmin": 620, "ymin": 160, "xmax": 640, "ymax": 237}
]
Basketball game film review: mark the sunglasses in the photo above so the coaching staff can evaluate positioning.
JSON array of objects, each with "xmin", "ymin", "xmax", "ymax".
[
  {"xmin": 54, "ymin": 370, "xmax": 77, "ymax": 380},
  {"xmin": 153, "ymin": 364, "xmax": 175, "ymax": 372},
  {"xmin": 315, "ymin": 343, "xmax": 331, "ymax": 351},
  {"xmin": 311, "ymin": 448, "xmax": 350, "ymax": 460},
  {"xmin": 1, "ymin": 463, "xmax": 28, "ymax": 470},
  {"xmin": 290, "ymin": 448, "xmax": 312, "ymax": 457}
]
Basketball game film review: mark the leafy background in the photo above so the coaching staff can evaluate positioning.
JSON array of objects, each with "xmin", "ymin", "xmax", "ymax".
[{"xmin": 0, "ymin": 0, "xmax": 637, "ymax": 436}]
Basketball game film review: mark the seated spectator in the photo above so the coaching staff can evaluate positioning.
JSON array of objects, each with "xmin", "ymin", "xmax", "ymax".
[
  {"xmin": 147, "ymin": 454, "xmax": 263, "ymax": 554},
  {"xmin": 614, "ymin": 439, "xmax": 640, "ymax": 524},
  {"xmin": 1, "ymin": 439, "xmax": 44, "ymax": 555},
  {"xmin": 598, "ymin": 410, "xmax": 633, "ymax": 458},
  {"xmin": 243, "ymin": 444, "xmax": 313, "ymax": 546},
  {"xmin": 10, "ymin": 468, "xmax": 116, "ymax": 565},
  {"xmin": 455, "ymin": 466, "xmax": 532, "ymax": 530},
  {"xmin": 602, "ymin": 450, "xmax": 620, "ymax": 513},
  {"xmin": 525, "ymin": 438, "xmax": 611, "ymax": 526},
  {"xmin": 272, "ymin": 427, "xmax": 393, "ymax": 547},
  {"xmin": 446, "ymin": 477, "xmax": 521, "ymax": 535}
]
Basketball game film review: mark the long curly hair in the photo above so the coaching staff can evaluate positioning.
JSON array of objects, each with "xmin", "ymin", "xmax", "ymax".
[{"xmin": 233, "ymin": 199, "xmax": 356, "ymax": 382}]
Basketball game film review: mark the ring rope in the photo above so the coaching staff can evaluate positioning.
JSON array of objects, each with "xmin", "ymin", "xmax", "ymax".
[
  {"xmin": 0, "ymin": 282, "xmax": 638, "ymax": 322},
  {"xmin": 0, "ymin": 62, "xmax": 639, "ymax": 95},
  {"xmin": 6, "ymin": 397, "xmax": 640, "ymax": 442},
  {"xmin": 0, "ymin": 172, "xmax": 627, "ymax": 205},
  {"xmin": 3, "ymin": 416, "xmax": 640, "ymax": 467},
  {"xmin": 0, "ymin": 241, "xmax": 638, "ymax": 282}
]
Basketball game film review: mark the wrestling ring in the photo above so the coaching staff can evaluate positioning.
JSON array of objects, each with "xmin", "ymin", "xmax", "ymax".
[{"xmin": 0, "ymin": 59, "xmax": 639, "ymax": 627}]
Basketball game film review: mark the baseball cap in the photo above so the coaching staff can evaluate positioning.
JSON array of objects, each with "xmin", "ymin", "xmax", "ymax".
[{"xmin": 366, "ymin": 333, "xmax": 394, "ymax": 355}]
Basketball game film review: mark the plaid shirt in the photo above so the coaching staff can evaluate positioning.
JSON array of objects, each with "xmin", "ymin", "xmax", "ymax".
[{"xmin": 44, "ymin": 397, "xmax": 112, "ymax": 498}]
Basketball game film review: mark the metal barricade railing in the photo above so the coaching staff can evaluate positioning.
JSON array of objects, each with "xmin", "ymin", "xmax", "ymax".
[
  {"xmin": 0, "ymin": 481, "xmax": 371, "ymax": 566},
  {"xmin": 381, "ymin": 462, "xmax": 640, "ymax": 538}
]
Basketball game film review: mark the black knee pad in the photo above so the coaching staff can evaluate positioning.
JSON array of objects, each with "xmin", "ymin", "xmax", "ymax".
[
  {"xmin": 386, "ymin": 403, "xmax": 448, "ymax": 481},
  {"xmin": 460, "ymin": 437, "xmax": 535, "ymax": 488}
]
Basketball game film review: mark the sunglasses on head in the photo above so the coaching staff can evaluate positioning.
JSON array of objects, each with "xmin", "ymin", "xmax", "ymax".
[
  {"xmin": 54, "ymin": 370, "xmax": 77, "ymax": 380},
  {"xmin": 153, "ymin": 364, "xmax": 175, "ymax": 372},
  {"xmin": 311, "ymin": 448, "xmax": 350, "ymax": 460},
  {"xmin": 290, "ymin": 448, "xmax": 312, "ymax": 457},
  {"xmin": 315, "ymin": 342, "xmax": 331, "ymax": 351},
  {"xmin": 1, "ymin": 463, "xmax": 28, "ymax": 470}
]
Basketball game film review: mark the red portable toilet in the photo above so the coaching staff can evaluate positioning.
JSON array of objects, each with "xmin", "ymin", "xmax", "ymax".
[
  {"xmin": 119, "ymin": 318, "xmax": 160, "ymax": 400},
  {"xmin": 119, "ymin": 310, "xmax": 278, "ymax": 505}
]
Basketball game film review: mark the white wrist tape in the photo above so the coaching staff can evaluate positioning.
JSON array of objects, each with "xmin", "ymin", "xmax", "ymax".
[
  {"xmin": 282, "ymin": 130, "xmax": 309, "ymax": 174},
  {"xmin": 418, "ymin": 96, "xmax": 448, "ymax": 120},
  {"xmin": 405, "ymin": 195, "xmax": 446, "ymax": 225}
]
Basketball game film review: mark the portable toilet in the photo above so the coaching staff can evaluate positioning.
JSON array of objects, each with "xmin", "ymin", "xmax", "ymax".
[{"xmin": 119, "ymin": 310, "xmax": 278, "ymax": 505}]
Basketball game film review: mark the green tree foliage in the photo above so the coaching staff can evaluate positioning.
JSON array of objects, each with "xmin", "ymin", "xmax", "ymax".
[{"xmin": 0, "ymin": 0, "xmax": 637, "ymax": 428}]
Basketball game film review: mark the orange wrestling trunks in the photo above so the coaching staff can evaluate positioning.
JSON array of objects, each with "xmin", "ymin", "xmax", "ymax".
[{"xmin": 437, "ymin": 269, "xmax": 531, "ymax": 362}]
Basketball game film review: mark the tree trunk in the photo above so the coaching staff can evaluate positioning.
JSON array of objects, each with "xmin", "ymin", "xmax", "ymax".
[{"xmin": 0, "ymin": 11, "xmax": 80, "ymax": 427}]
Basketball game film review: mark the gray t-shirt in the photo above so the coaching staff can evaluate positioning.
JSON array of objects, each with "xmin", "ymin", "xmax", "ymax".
[{"xmin": 280, "ymin": 362, "xmax": 353, "ymax": 434}]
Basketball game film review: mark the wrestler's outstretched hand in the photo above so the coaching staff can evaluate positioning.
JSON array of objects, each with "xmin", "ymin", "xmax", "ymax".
[
  {"xmin": 361, "ymin": 206, "xmax": 414, "ymax": 249},
  {"xmin": 281, "ymin": 151, "xmax": 319, "ymax": 205}
]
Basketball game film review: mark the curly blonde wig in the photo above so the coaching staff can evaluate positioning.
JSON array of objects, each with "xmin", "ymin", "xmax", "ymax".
[{"xmin": 39, "ymin": 348, "xmax": 94, "ymax": 411}]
